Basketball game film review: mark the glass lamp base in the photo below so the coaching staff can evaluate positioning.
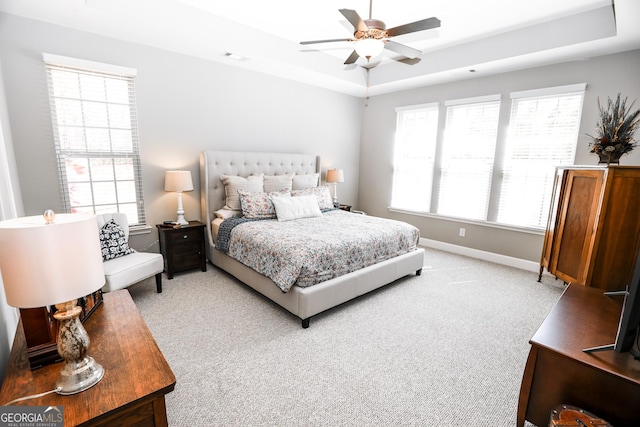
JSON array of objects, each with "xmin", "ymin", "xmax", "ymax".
[{"xmin": 56, "ymin": 356, "xmax": 104, "ymax": 395}]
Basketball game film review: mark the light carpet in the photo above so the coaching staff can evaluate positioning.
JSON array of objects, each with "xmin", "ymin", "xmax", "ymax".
[{"xmin": 128, "ymin": 247, "xmax": 564, "ymax": 426}]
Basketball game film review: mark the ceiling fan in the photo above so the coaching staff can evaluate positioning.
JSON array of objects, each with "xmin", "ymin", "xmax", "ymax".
[{"xmin": 300, "ymin": 0, "xmax": 441, "ymax": 67}]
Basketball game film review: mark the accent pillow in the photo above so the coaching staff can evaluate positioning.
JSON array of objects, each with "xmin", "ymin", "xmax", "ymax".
[
  {"xmin": 239, "ymin": 189, "xmax": 290, "ymax": 219},
  {"xmin": 99, "ymin": 219, "xmax": 135, "ymax": 261},
  {"xmin": 292, "ymin": 173, "xmax": 319, "ymax": 190},
  {"xmin": 220, "ymin": 174, "xmax": 264, "ymax": 210},
  {"xmin": 292, "ymin": 185, "xmax": 334, "ymax": 210},
  {"xmin": 264, "ymin": 174, "xmax": 293, "ymax": 193},
  {"xmin": 214, "ymin": 208, "xmax": 243, "ymax": 220},
  {"xmin": 272, "ymin": 195, "xmax": 322, "ymax": 222}
]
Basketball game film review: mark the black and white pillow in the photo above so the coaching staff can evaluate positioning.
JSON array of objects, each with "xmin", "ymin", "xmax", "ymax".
[{"xmin": 99, "ymin": 219, "xmax": 135, "ymax": 261}]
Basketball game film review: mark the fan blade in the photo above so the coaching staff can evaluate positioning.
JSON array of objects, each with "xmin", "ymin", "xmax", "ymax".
[
  {"xmin": 386, "ymin": 17, "xmax": 441, "ymax": 37},
  {"xmin": 397, "ymin": 57, "xmax": 422, "ymax": 66},
  {"xmin": 339, "ymin": 9, "xmax": 368, "ymax": 32},
  {"xmin": 344, "ymin": 50, "xmax": 359, "ymax": 65},
  {"xmin": 384, "ymin": 40, "xmax": 422, "ymax": 59},
  {"xmin": 300, "ymin": 38, "xmax": 352, "ymax": 45}
]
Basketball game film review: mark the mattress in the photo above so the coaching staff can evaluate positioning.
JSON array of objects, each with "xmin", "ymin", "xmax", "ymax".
[{"xmin": 216, "ymin": 209, "xmax": 420, "ymax": 292}]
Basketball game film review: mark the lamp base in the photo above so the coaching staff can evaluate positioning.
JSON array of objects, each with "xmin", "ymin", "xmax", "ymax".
[
  {"xmin": 175, "ymin": 191, "xmax": 189, "ymax": 225},
  {"xmin": 53, "ymin": 300, "xmax": 104, "ymax": 395},
  {"xmin": 56, "ymin": 356, "xmax": 104, "ymax": 395},
  {"xmin": 175, "ymin": 214, "xmax": 189, "ymax": 226}
]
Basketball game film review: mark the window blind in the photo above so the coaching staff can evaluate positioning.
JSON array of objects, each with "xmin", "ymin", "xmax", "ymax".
[
  {"xmin": 44, "ymin": 55, "xmax": 145, "ymax": 226},
  {"xmin": 497, "ymin": 88, "xmax": 585, "ymax": 228},
  {"xmin": 391, "ymin": 104, "xmax": 439, "ymax": 211},
  {"xmin": 436, "ymin": 97, "xmax": 501, "ymax": 220}
]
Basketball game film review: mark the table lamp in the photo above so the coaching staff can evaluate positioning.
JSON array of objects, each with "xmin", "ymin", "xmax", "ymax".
[
  {"xmin": 0, "ymin": 211, "xmax": 105, "ymax": 395},
  {"xmin": 326, "ymin": 168, "xmax": 344, "ymax": 206},
  {"xmin": 164, "ymin": 170, "xmax": 193, "ymax": 225}
]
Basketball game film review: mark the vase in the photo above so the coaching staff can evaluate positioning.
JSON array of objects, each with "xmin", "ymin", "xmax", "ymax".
[{"xmin": 597, "ymin": 152, "xmax": 621, "ymax": 165}]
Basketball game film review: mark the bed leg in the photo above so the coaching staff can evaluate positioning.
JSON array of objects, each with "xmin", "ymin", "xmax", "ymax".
[
  {"xmin": 301, "ymin": 318, "xmax": 310, "ymax": 329},
  {"xmin": 416, "ymin": 268, "xmax": 422, "ymax": 276}
]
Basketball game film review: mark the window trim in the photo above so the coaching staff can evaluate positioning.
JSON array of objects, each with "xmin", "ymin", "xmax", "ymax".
[
  {"xmin": 510, "ymin": 83, "xmax": 587, "ymax": 100},
  {"xmin": 43, "ymin": 53, "xmax": 146, "ymax": 226},
  {"xmin": 389, "ymin": 85, "xmax": 587, "ymax": 232},
  {"xmin": 42, "ymin": 53, "xmax": 137, "ymax": 78},
  {"xmin": 444, "ymin": 94, "xmax": 501, "ymax": 107}
]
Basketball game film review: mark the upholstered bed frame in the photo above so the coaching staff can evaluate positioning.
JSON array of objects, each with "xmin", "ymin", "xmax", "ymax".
[{"xmin": 199, "ymin": 150, "xmax": 425, "ymax": 328}]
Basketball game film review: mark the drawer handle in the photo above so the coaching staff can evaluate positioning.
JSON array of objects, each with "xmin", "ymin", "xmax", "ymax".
[{"xmin": 183, "ymin": 235, "xmax": 188, "ymax": 239}]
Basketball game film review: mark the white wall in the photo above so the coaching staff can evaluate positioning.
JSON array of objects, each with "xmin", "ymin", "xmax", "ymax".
[
  {"xmin": 0, "ymin": 57, "xmax": 22, "ymax": 382},
  {"xmin": 359, "ymin": 49, "xmax": 640, "ymax": 262},
  {"xmin": 0, "ymin": 12, "xmax": 363, "ymax": 252}
]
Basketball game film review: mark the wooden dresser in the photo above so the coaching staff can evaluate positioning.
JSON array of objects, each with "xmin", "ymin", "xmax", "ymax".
[
  {"xmin": 518, "ymin": 284, "xmax": 640, "ymax": 427},
  {"xmin": 539, "ymin": 166, "xmax": 640, "ymax": 291},
  {"xmin": 0, "ymin": 290, "xmax": 176, "ymax": 426}
]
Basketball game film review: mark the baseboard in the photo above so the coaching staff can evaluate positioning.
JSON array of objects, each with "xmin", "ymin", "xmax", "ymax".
[{"xmin": 419, "ymin": 238, "xmax": 540, "ymax": 273}]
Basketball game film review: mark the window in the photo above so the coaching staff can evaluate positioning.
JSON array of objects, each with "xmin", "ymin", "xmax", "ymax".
[
  {"xmin": 497, "ymin": 86, "xmax": 585, "ymax": 228},
  {"xmin": 437, "ymin": 96, "xmax": 501, "ymax": 220},
  {"xmin": 44, "ymin": 54, "xmax": 145, "ymax": 226},
  {"xmin": 391, "ymin": 84, "xmax": 586, "ymax": 230},
  {"xmin": 391, "ymin": 104, "xmax": 439, "ymax": 211}
]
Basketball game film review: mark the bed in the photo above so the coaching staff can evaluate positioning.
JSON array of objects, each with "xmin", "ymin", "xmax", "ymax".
[{"xmin": 199, "ymin": 150, "xmax": 425, "ymax": 328}]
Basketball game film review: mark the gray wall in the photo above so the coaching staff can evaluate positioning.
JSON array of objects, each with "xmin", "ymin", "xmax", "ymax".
[
  {"xmin": 359, "ymin": 49, "xmax": 640, "ymax": 261},
  {"xmin": 0, "ymin": 13, "xmax": 363, "ymax": 252}
]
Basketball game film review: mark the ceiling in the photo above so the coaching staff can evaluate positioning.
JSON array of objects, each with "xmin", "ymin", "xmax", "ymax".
[{"xmin": 1, "ymin": 0, "xmax": 639, "ymax": 97}]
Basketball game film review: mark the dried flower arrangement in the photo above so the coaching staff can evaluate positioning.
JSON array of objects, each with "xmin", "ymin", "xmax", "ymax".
[{"xmin": 587, "ymin": 93, "xmax": 640, "ymax": 164}]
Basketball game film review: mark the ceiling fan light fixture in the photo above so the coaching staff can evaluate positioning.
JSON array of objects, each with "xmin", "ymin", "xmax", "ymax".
[{"xmin": 355, "ymin": 38, "xmax": 384, "ymax": 60}]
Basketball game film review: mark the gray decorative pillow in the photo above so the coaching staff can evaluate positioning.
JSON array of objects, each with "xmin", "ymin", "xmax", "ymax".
[
  {"xmin": 221, "ymin": 174, "xmax": 264, "ymax": 210},
  {"xmin": 292, "ymin": 173, "xmax": 319, "ymax": 190},
  {"xmin": 99, "ymin": 219, "xmax": 135, "ymax": 261},
  {"xmin": 264, "ymin": 174, "xmax": 293, "ymax": 193}
]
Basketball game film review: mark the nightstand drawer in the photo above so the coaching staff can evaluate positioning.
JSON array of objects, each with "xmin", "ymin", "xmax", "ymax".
[
  {"xmin": 168, "ymin": 229, "xmax": 201, "ymax": 251},
  {"xmin": 156, "ymin": 221, "xmax": 207, "ymax": 279},
  {"xmin": 172, "ymin": 251, "xmax": 202, "ymax": 270}
]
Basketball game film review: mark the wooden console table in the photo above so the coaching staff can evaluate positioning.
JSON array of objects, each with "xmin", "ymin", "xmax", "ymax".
[
  {"xmin": 517, "ymin": 284, "xmax": 640, "ymax": 427},
  {"xmin": 0, "ymin": 290, "xmax": 176, "ymax": 426}
]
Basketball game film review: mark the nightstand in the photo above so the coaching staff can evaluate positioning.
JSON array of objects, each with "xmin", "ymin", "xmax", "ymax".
[
  {"xmin": 157, "ymin": 221, "xmax": 207, "ymax": 279},
  {"xmin": 338, "ymin": 204, "xmax": 352, "ymax": 212}
]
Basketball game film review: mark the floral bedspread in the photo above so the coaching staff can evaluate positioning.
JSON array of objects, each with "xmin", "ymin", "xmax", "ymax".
[{"xmin": 219, "ymin": 210, "xmax": 420, "ymax": 292}]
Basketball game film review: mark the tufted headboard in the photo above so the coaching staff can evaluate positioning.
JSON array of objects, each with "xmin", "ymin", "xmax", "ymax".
[{"xmin": 199, "ymin": 151, "xmax": 320, "ymax": 259}]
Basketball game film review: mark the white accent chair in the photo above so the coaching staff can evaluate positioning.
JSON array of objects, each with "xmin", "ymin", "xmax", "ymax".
[{"xmin": 96, "ymin": 213, "xmax": 164, "ymax": 293}]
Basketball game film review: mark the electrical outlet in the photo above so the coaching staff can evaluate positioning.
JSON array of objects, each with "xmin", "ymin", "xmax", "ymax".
[{"xmin": 459, "ymin": 228, "xmax": 466, "ymax": 237}]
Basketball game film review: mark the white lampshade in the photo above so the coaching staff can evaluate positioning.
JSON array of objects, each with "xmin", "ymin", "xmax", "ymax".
[
  {"xmin": 355, "ymin": 39, "xmax": 385, "ymax": 59},
  {"xmin": 164, "ymin": 170, "xmax": 194, "ymax": 192},
  {"xmin": 0, "ymin": 213, "xmax": 105, "ymax": 308},
  {"xmin": 326, "ymin": 169, "xmax": 345, "ymax": 183}
]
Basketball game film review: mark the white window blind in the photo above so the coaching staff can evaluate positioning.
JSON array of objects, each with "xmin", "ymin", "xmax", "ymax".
[
  {"xmin": 391, "ymin": 104, "xmax": 439, "ymax": 211},
  {"xmin": 497, "ymin": 85, "xmax": 585, "ymax": 228},
  {"xmin": 44, "ymin": 54, "xmax": 145, "ymax": 226},
  {"xmin": 437, "ymin": 96, "xmax": 501, "ymax": 220}
]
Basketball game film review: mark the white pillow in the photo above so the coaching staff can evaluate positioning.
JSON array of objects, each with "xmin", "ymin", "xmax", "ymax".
[
  {"xmin": 220, "ymin": 174, "xmax": 264, "ymax": 210},
  {"xmin": 264, "ymin": 174, "xmax": 293, "ymax": 192},
  {"xmin": 292, "ymin": 173, "xmax": 319, "ymax": 190},
  {"xmin": 271, "ymin": 195, "xmax": 322, "ymax": 222},
  {"xmin": 292, "ymin": 185, "xmax": 334, "ymax": 210}
]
